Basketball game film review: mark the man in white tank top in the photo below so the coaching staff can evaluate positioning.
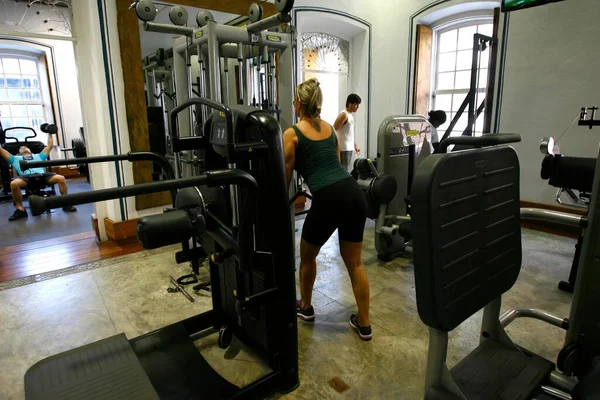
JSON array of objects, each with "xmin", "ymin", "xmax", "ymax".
[{"xmin": 334, "ymin": 94, "xmax": 362, "ymax": 172}]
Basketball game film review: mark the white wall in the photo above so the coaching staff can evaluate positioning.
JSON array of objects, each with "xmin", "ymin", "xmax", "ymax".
[{"xmin": 498, "ymin": 0, "xmax": 600, "ymax": 205}]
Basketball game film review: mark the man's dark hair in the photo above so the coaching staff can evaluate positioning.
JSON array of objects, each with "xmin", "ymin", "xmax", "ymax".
[
  {"xmin": 428, "ymin": 110, "xmax": 447, "ymax": 128},
  {"xmin": 346, "ymin": 94, "xmax": 362, "ymax": 107}
]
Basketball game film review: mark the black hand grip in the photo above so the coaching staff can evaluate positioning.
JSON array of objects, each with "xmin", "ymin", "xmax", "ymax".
[
  {"xmin": 170, "ymin": 98, "xmax": 234, "ymax": 159},
  {"xmin": 438, "ymin": 133, "xmax": 522, "ymax": 153},
  {"xmin": 28, "ymin": 169, "xmax": 257, "ymax": 215}
]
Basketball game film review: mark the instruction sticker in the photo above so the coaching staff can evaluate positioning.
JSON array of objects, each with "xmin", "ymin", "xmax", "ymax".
[
  {"xmin": 406, "ymin": 130, "xmax": 419, "ymax": 137},
  {"xmin": 251, "ymin": 33, "xmax": 260, "ymax": 43},
  {"xmin": 195, "ymin": 31, "xmax": 203, "ymax": 38},
  {"xmin": 267, "ymin": 35, "xmax": 282, "ymax": 42}
]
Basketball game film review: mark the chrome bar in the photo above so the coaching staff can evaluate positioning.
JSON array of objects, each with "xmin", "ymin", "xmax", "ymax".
[{"xmin": 500, "ymin": 308, "xmax": 568, "ymax": 330}]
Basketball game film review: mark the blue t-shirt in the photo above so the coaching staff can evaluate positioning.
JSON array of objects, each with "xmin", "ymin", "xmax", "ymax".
[{"xmin": 9, "ymin": 153, "xmax": 47, "ymax": 176}]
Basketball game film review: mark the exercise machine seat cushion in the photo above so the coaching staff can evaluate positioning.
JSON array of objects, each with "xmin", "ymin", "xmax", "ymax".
[
  {"xmin": 412, "ymin": 146, "xmax": 522, "ymax": 331},
  {"xmin": 541, "ymin": 155, "xmax": 595, "ymax": 193}
]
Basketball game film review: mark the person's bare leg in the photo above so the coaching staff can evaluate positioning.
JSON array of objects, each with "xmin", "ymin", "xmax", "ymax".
[
  {"xmin": 340, "ymin": 240, "xmax": 370, "ymax": 326},
  {"xmin": 48, "ymin": 174, "xmax": 67, "ymax": 195},
  {"xmin": 10, "ymin": 178, "xmax": 27, "ymax": 211},
  {"xmin": 299, "ymin": 239, "xmax": 320, "ymax": 308}
]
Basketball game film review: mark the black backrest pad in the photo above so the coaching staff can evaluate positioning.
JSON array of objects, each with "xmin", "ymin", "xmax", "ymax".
[{"xmin": 412, "ymin": 146, "xmax": 522, "ymax": 331}]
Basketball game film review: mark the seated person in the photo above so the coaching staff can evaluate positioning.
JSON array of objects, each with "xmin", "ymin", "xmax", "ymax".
[{"xmin": 0, "ymin": 132, "xmax": 77, "ymax": 221}]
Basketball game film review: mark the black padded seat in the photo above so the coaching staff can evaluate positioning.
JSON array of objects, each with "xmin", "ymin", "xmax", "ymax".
[{"xmin": 412, "ymin": 146, "xmax": 555, "ymax": 399}]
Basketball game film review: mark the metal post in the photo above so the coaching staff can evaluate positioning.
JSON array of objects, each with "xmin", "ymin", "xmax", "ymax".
[
  {"xmin": 197, "ymin": 45, "xmax": 207, "ymax": 122},
  {"xmin": 271, "ymin": 50, "xmax": 278, "ymax": 117},
  {"xmin": 237, "ymin": 43, "xmax": 244, "ymax": 105},
  {"xmin": 468, "ymin": 34, "xmax": 479, "ymax": 136},
  {"xmin": 425, "ymin": 328, "xmax": 466, "ymax": 399},
  {"xmin": 263, "ymin": 45, "xmax": 271, "ymax": 112},
  {"xmin": 207, "ymin": 21, "xmax": 222, "ymax": 102},
  {"xmin": 223, "ymin": 56, "xmax": 230, "ymax": 105}
]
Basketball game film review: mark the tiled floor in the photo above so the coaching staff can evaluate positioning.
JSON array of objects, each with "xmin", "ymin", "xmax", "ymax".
[{"xmin": 0, "ymin": 222, "xmax": 575, "ymax": 399}]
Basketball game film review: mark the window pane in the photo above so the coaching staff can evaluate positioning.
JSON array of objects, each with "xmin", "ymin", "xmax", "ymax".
[
  {"xmin": 456, "ymin": 50, "xmax": 473, "ymax": 71},
  {"xmin": 476, "ymin": 114, "xmax": 485, "ymax": 132},
  {"xmin": 0, "ymin": 60, "xmax": 3, "ymax": 73},
  {"xmin": 455, "ymin": 71, "xmax": 471, "ymax": 89},
  {"xmin": 457, "ymin": 26, "xmax": 477, "ymax": 50},
  {"xmin": 32, "ymin": 78, "xmax": 39, "ymax": 88},
  {"xmin": 19, "ymin": 59, "xmax": 37, "ymax": 75},
  {"xmin": 2, "ymin": 58, "xmax": 20, "ymax": 74},
  {"xmin": 0, "ymin": 89, "xmax": 7, "ymax": 101},
  {"xmin": 479, "ymin": 49, "xmax": 490, "ymax": 69},
  {"xmin": 6, "ymin": 75, "xmax": 22, "ymax": 88},
  {"xmin": 22, "ymin": 77, "xmax": 34, "ymax": 88},
  {"xmin": 30, "ymin": 117, "xmax": 45, "ymax": 130},
  {"xmin": 0, "ymin": 77, "xmax": 4, "ymax": 87},
  {"xmin": 452, "ymin": 93, "xmax": 468, "ymax": 112},
  {"xmin": 14, "ymin": 118, "xmax": 29, "ymax": 127},
  {"xmin": 434, "ymin": 93, "xmax": 452, "ymax": 112},
  {"xmin": 437, "ymin": 72, "xmax": 455, "ymax": 90},
  {"xmin": 478, "ymin": 24, "xmax": 493, "ymax": 37},
  {"xmin": 7, "ymin": 89, "xmax": 24, "ymax": 101},
  {"xmin": 0, "ymin": 105, "xmax": 10, "ymax": 117},
  {"xmin": 28, "ymin": 105, "xmax": 44, "ymax": 117},
  {"xmin": 439, "ymin": 29, "xmax": 457, "ymax": 52},
  {"xmin": 24, "ymin": 90, "xmax": 41, "ymax": 101},
  {"xmin": 477, "ymin": 69, "xmax": 488, "ymax": 88},
  {"xmin": 438, "ymin": 52, "xmax": 456, "ymax": 72},
  {"xmin": 11, "ymin": 105, "xmax": 27, "ymax": 117}
]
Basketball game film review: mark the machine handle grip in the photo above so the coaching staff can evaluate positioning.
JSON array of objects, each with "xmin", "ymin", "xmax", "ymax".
[
  {"xmin": 170, "ymin": 98, "xmax": 235, "ymax": 158},
  {"xmin": 438, "ymin": 133, "xmax": 522, "ymax": 153}
]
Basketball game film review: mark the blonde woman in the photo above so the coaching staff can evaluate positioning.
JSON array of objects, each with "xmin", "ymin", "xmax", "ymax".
[{"xmin": 282, "ymin": 78, "xmax": 372, "ymax": 341}]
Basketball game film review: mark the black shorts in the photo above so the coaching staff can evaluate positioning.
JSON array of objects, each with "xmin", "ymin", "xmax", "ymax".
[
  {"xmin": 302, "ymin": 176, "xmax": 368, "ymax": 247},
  {"xmin": 18, "ymin": 173, "xmax": 56, "ymax": 185}
]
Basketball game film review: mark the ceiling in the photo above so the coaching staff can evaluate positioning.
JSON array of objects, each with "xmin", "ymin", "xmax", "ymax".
[
  {"xmin": 0, "ymin": 0, "xmax": 72, "ymax": 37},
  {"xmin": 139, "ymin": 2, "xmax": 240, "ymax": 57}
]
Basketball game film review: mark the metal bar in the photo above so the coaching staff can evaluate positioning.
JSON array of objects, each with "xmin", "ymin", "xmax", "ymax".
[
  {"xmin": 520, "ymin": 208, "xmax": 584, "ymax": 228},
  {"xmin": 246, "ymin": 13, "xmax": 292, "ymax": 33},
  {"xmin": 237, "ymin": 43, "xmax": 244, "ymax": 105},
  {"xmin": 499, "ymin": 308, "xmax": 569, "ymax": 330},
  {"xmin": 468, "ymin": 34, "xmax": 479, "ymax": 136},
  {"xmin": 441, "ymin": 91, "xmax": 474, "ymax": 143},
  {"xmin": 425, "ymin": 328, "xmax": 466, "ymax": 399},
  {"xmin": 223, "ymin": 56, "xmax": 230, "ymax": 105},
  {"xmin": 198, "ymin": 47, "xmax": 207, "ymax": 122},
  {"xmin": 385, "ymin": 215, "xmax": 411, "ymax": 223},
  {"xmin": 484, "ymin": 9, "xmax": 500, "ymax": 134},
  {"xmin": 263, "ymin": 45, "xmax": 271, "ymax": 111},
  {"xmin": 143, "ymin": 21, "xmax": 194, "ymax": 35},
  {"xmin": 540, "ymin": 386, "xmax": 572, "ymax": 400},
  {"xmin": 550, "ymin": 371, "xmax": 577, "ymax": 393},
  {"xmin": 169, "ymin": 275, "xmax": 195, "ymax": 303},
  {"xmin": 207, "ymin": 22, "xmax": 222, "ymax": 102}
]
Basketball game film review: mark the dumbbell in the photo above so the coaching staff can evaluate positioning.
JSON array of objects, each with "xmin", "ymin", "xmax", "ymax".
[{"xmin": 40, "ymin": 123, "xmax": 58, "ymax": 134}]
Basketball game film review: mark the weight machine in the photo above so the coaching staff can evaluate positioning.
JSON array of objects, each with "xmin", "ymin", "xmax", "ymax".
[{"xmin": 134, "ymin": 0, "xmax": 295, "ymax": 180}]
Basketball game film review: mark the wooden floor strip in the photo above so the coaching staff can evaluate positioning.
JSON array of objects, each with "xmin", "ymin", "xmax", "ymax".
[{"xmin": 0, "ymin": 234, "xmax": 143, "ymax": 283}]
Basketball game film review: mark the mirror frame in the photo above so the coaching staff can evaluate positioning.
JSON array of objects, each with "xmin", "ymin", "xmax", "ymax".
[{"xmin": 116, "ymin": 0, "xmax": 277, "ymax": 210}]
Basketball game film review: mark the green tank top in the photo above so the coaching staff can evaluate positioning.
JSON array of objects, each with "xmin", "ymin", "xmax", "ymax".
[{"xmin": 293, "ymin": 124, "xmax": 351, "ymax": 193}]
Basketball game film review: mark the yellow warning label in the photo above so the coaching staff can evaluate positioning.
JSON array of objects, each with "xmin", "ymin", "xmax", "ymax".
[
  {"xmin": 406, "ymin": 130, "xmax": 419, "ymax": 137},
  {"xmin": 195, "ymin": 31, "xmax": 204, "ymax": 38},
  {"xmin": 219, "ymin": 111, "xmax": 225, "ymax": 117},
  {"xmin": 267, "ymin": 35, "xmax": 282, "ymax": 42}
]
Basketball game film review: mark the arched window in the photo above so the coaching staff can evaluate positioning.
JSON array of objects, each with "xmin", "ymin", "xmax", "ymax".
[
  {"xmin": 301, "ymin": 33, "xmax": 349, "ymax": 124},
  {"xmin": 0, "ymin": 53, "xmax": 51, "ymax": 142},
  {"xmin": 431, "ymin": 18, "xmax": 494, "ymax": 137}
]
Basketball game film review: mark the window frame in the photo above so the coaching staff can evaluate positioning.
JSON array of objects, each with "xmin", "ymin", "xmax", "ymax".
[
  {"xmin": 0, "ymin": 50, "xmax": 53, "ymax": 144},
  {"xmin": 430, "ymin": 15, "xmax": 494, "ymax": 137}
]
